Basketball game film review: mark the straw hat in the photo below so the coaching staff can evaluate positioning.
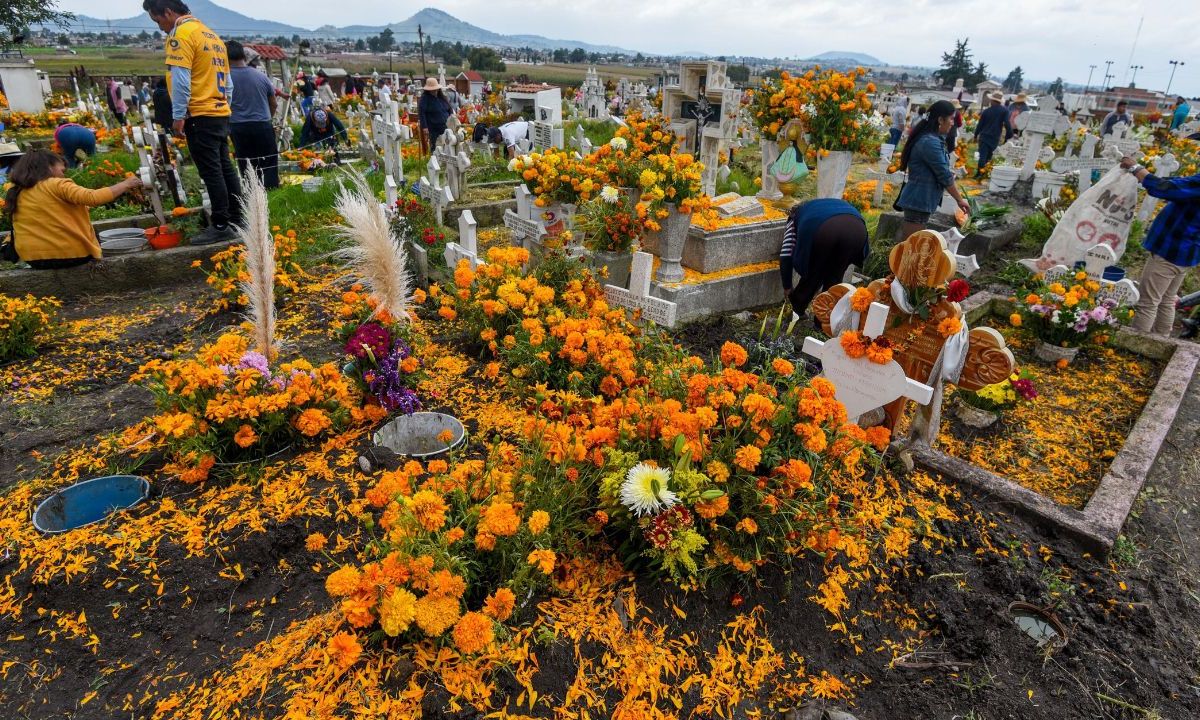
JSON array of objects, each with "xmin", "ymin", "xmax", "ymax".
[
  {"xmin": 423, "ymin": 77, "xmax": 441, "ymax": 91},
  {"xmin": 988, "ymin": 91, "xmax": 1003, "ymax": 102},
  {"xmin": 1015, "ymin": 93, "xmax": 1027, "ymax": 103}
]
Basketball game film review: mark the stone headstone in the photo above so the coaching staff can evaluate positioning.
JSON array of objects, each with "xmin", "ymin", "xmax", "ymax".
[
  {"xmin": 1041, "ymin": 243, "xmax": 1140, "ymax": 306},
  {"xmin": 713, "ymin": 195, "xmax": 764, "ymax": 218},
  {"xmin": 444, "ymin": 209, "xmax": 486, "ymax": 269},
  {"xmin": 603, "ymin": 251, "xmax": 678, "ymax": 327}
]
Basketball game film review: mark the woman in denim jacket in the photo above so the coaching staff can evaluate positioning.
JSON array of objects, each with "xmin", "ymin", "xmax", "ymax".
[{"xmin": 895, "ymin": 99, "xmax": 970, "ymax": 240}]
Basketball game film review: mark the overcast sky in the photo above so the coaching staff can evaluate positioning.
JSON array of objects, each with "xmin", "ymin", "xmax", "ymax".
[{"xmin": 58, "ymin": 0, "xmax": 1200, "ymax": 96}]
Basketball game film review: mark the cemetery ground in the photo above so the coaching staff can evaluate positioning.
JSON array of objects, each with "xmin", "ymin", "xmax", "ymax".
[{"xmin": 3, "ymin": 178, "xmax": 1200, "ymax": 719}]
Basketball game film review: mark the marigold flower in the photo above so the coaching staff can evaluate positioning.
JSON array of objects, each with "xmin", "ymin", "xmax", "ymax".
[
  {"xmin": 409, "ymin": 490, "xmax": 449, "ymax": 532},
  {"xmin": 719, "ymin": 341, "xmax": 749, "ymax": 367},
  {"xmin": 864, "ymin": 342, "xmax": 893, "ymax": 365},
  {"xmin": 936, "ymin": 316, "xmax": 963, "ymax": 338},
  {"xmin": 706, "ymin": 461, "xmax": 730, "ymax": 482},
  {"xmin": 839, "ymin": 330, "xmax": 867, "ymax": 359},
  {"xmin": 483, "ymin": 588, "xmax": 516, "ymax": 621},
  {"xmin": 771, "ymin": 358, "xmax": 795, "ymax": 376},
  {"xmin": 849, "ymin": 287, "xmax": 874, "ymax": 312},
  {"xmin": 864, "ymin": 425, "xmax": 891, "ymax": 451},
  {"xmin": 325, "ymin": 565, "xmax": 362, "ymax": 597},
  {"xmin": 528, "ymin": 549, "xmax": 556, "ymax": 574},
  {"xmin": 414, "ymin": 594, "xmax": 461, "ymax": 636},
  {"xmin": 379, "ymin": 587, "xmax": 418, "ymax": 636},
  {"xmin": 327, "ymin": 632, "xmax": 362, "ymax": 669},
  {"xmin": 695, "ymin": 495, "xmax": 730, "ymax": 519},
  {"xmin": 736, "ymin": 517, "xmax": 759, "ymax": 534},
  {"xmin": 305, "ymin": 532, "xmax": 328, "ymax": 552},
  {"xmin": 452, "ymin": 611, "xmax": 495, "ymax": 654},
  {"xmin": 480, "ymin": 502, "xmax": 521, "ymax": 536},
  {"xmin": 734, "ymin": 444, "xmax": 762, "ymax": 472},
  {"xmin": 527, "ymin": 510, "xmax": 550, "ymax": 535},
  {"xmin": 233, "ymin": 424, "xmax": 258, "ymax": 448},
  {"xmin": 295, "ymin": 408, "xmax": 332, "ymax": 437},
  {"xmin": 1010, "ymin": 313, "xmax": 1023, "ymax": 327}
]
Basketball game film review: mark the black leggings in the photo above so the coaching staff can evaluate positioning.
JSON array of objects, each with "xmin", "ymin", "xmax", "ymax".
[
  {"xmin": 27, "ymin": 257, "xmax": 94, "ymax": 270},
  {"xmin": 788, "ymin": 214, "xmax": 868, "ymax": 316}
]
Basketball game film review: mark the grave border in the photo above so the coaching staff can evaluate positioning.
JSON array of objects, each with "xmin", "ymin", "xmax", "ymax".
[{"xmin": 908, "ymin": 292, "xmax": 1200, "ymax": 552}]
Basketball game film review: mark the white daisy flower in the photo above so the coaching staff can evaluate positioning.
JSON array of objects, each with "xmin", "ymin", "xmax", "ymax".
[
  {"xmin": 600, "ymin": 185, "xmax": 620, "ymax": 204},
  {"xmin": 507, "ymin": 158, "xmax": 519, "ymax": 171},
  {"xmin": 609, "ymin": 136, "xmax": 629, "ymax": 151},
  {"xmin": 620, "ymin": 463, "xmax": 676, "ymax": 516}
]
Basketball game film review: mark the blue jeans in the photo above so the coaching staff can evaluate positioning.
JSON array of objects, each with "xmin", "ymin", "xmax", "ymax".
[
  {"xmin": 56, "ymin": 126, "xmax": 96, "ymax": 167},
  {"xmin": 887, "ymin": 128, "xmax": 902, "ymax": 146}
]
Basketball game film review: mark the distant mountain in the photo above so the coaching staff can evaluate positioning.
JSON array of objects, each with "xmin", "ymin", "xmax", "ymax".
[
  {"xmin": 51, "ymin": 4, "xmax": 634, "ymax": 54},
  {"xmin": 806, "ymin": 51, "xmax": 884, "ymax": 66},
  {"xmin": 59, "ymin": 0, "xmax": 307, "ymax": 36}
]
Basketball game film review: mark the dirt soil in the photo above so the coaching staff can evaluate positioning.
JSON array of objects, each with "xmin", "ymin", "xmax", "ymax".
[{"xmin": 2, "ymin": 279, "xmax": 1198, "ymax": 719}]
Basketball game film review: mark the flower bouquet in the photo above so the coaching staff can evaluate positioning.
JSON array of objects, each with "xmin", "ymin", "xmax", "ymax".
[
  {"xmin": 575, "ymin": 186, "xmax": 642, "ymax": 254},
  {"xmin": 0, "ymin": 294, "xmax": 60, "ymax": 362},
  {"xmin": 953, "ymin": 368, "xmax": 1037, "ymax": 428},
  {"xmin": 339, "ymin": 311, "xmax": 423, "ymax": 416},
  {"xmin": 1014, "ymin": 274, "xmax": 1134, "ymax": 364}
]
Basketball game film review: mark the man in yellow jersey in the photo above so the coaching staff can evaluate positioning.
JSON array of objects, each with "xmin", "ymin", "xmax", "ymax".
[{"xmin": 144, "ymin": 0, "xmax": 242, "ymax": 244}]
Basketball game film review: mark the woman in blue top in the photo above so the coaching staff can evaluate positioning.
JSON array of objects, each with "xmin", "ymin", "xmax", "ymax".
[{"xmin": 895, "ymin": 99, "xmax": 970, "ymax": 240}]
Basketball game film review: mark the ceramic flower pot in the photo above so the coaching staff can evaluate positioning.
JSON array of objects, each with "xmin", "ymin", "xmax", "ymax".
[
  {"xmin": 953, "ymin": 399, "xmax": 1000, "ymax": 428},
  {"xmin": 1034, "ymin": 341, "xmax": 1080, "ymax": 365},
  {"xmin": 591, "ymin": 249, "xmax": 633, "ymax": 289},
  {"xmin": 655, "ymin": 203, "xmax": 688, "ymax": 283},
  {"xmin": 817, "ymin": 150, "xmax": 853, "ymax": 199}
]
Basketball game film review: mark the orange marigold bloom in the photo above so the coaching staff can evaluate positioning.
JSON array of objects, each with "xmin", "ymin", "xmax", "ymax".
[
  {"xmin": 811, "ymin": 377, "xmax": 837, "ymax": 399},
  {"xmin": 414, "ymin": 594, "xmax": 461, "ymax": 637},
  {"xmin": 305, "ymin": 532, "xmax": 328, "ymax": 552},
  {"xmin": 325, "ymin": 565, "xmax": 362, "ymax": 597},
  {"xmin": 327, "ymin": 631, "xmax": 362, "ymax": 669},
  {"xmin": 719, "ymin": 341, "xmax": 749, "ymax": 367},
  {"xmin": 864, "ymin": 342, "xmax": 893, "ymax": 365},
  {"xmin": 475, "ymin": 530, "xmax": 497, "ymax": 551},
  {"xmin": 865, "ymin": 426, "xmax": 891, "ymax": 451},
  {"xmin": 409, "ymin": 490, "xmax": 449, "ymax": 532},
  {"xmin": 483, "ymin": 588, "xmax": 516, "ymax": 622},
  {"xmin": 445, "ymin": 527, "xmax": 466, "ymax": 544},
  {"xmin": 413, "ymin": 288, "xmax": 428, "ymax": 304},
  {"xmin": 839, "ymin": 330, "xmax": 867, "ymax": 359},
  {"xmin": 527, "ymin": 510, "xmax": 550, "ymax": 535},
  {"xmin": 733, "ymin": 444, "xmax": 762, "ymax": 472},
  {"xmin": 424, "ymin": 569, "xmax": 467, "ymax": 599},
  {"xmin": 528, "ymin": 549, "xmax": 556, "ymax": 574},
  {"xmin": 452, "ymin": 611, "xmax": 495, "ymax": 655},
  {"xmin": 936, "ymin": 316, "xmax": 963, "ymax": 338},
  {"xmin": 706, "ymin": 461, "xmax": 730, "ymax": 482},
  {"xmin": 295, "ymin": 408, "xmax": 332, "ymax": 437},
  {"xmin": 695, "ymin": 494, "xmax": 730, "ymax": 519},
  {"xmin": 849, "ymin": 287, "xmax": 874, "ymax": 312},
  {"xmin": 233, "ymin": 423, "xmax": 258, "ymax": 448},
  {"xmin": 736, "ymin": 517, "xmax": 759, "ymax": 534},
  {"xmin": 480, "ymin": 501, "xmax": 521, "ymax": 537},
  {"xmin": 379, "ymin": 587, "xmax": 417, "ymax": 637},
  {"xmin": 771, "ymin": 358, "xmax": 795, "ymax": 376}
]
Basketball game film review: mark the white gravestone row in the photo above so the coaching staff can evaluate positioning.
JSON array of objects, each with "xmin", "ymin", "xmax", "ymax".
[
  {"xmin": 1101, "ymin": 122, "xmax": 1144, "ymax": 159},
  {"xmin": 130, "ymin": 126, "xmax": 166, "ymax": 225},
  {"xmin": 1050, "ymin": 144, "xmax": 1122, "ymax": 193},
  {"xmin": 1041, "ymin": 243, "xmax": 1140, "ymax": 306},
  {"xmin": 802, "ymin": 302, "xmax": 934, "ymax": 424},
  {"xmin": 603, "ymin": 251, "xmax": 678, "ymax": 327},
  {"xmin": 419, "ymin": 155, "xmax": 454, "ymax": 227},
  {"xmin": 444, "ymin": 209, "xmax": 487, "ymax": 270},
  {"xmin": 434, "ymin": 128, "xmax": 472, "ymax": 200}
]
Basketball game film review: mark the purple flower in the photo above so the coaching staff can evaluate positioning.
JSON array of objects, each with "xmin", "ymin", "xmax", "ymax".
[
  {"xmin": 345, "ymin": 322, "xmax": 392, "ymax": 363},
  {"xmin": 238, "ymin": 351, "xmax": 271, "ymax": 376},
  {"xmin": 368, "ymin": 343, "xmax": 421, "ymax": 413}
]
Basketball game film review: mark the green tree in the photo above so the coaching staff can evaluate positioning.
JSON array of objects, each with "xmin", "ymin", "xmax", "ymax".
[
  {"xmin": 1002, "ymin": 65, "xmax": 1024, "ymax": 93},
  {"xmin": 969, "ymin": 62, "xmax": 989, "ymax": 88},
  {"xmin": 354, "ymin": 38, "xmax": 365, "ymax": 52},
  {"xmin": 467, "ymin": 46, "xmax": 505, "ymax": 72},
  {"xmin": 727, "ymin": 64, "xmax": 750, "ymax": 83},
  {"xmin": 934, "ymin": 38, "xmax": 978, "ymax": 88},
  {"xmin": 568, "ymin": 47, "xmax": 587, "ymax": 63},
  {"xmin": 3, "ymin": 0, "xmax": 72, "ymax": 45},
  {"xmin": 1047, "ymin": 77, "xmax": 1065, "ymax": 100}
]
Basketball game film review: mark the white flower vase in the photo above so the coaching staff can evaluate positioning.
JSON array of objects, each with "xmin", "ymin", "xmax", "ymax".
[
  {"xmin": 1034, "ymin": 341, "xmax": 1080, "ymax": 365},
  {"xmin": 757, "ymin": 140, "xmax": 784, "ymax": 201},
  {"xmin": 817, "ymin": 150, "xmax": 853, "ymax": 199},
  {"xmin": 655, "ymin": 203, "xmax": 688, "ymax": 283},
  {"xmin": 953, "ymin": 399, "xmax": 1000, "ymax": 428}
]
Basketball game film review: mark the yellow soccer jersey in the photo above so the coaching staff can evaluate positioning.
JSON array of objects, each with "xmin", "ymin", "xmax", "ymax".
[{"xmin": 163, "ymin": 16, "xmax": 230, "ymax": 117}]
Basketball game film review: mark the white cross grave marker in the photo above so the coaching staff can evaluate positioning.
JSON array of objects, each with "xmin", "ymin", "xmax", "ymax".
[
  {"xmin": 802, "ymin": 302, "xmax": 935, "ymax": 424},
  {"xmin": 502, "ymin": 185, "xmax": 546, "ymax": 252},
  {"xmin": 131, "ymin": 127, "xmax": 166, "ymax": 225},
  {"xmin": 444, "ymin": 209, "xmax": 487, "ymax": 269},
  {"xmin": 435, "ymin": 128, "xmax": 472, "ymax": 200},
  {"xmin": 1102, "ymin": 122, "xmax": 1144, "ymax": 158},
  {"xmin": 1051, "ymin": 144, "xmax": 1122, "ymax": 193},
  {"xmin": 939, "ymin": 227, "xmax": 981, "ymax": 277},
  {"xmin": 419, "ymin": 157, "xmax": 454, "ymax": 227},
  {"xmin": 1015, "ymin": 111, "xmax": 1070, "ymax": 180},
  {"xmin": 603, "ymin": 251, "xmax": 678, "ymax": 327}
]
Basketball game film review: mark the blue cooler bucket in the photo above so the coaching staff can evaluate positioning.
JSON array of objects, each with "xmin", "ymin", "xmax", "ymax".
[
  {"xmin": 33, "ymin": 475, "xmax": 151, "ymax": 534},
  {"xmin": 1103, "ymin": 266, "xmax": 1126, "ymax": 282}
]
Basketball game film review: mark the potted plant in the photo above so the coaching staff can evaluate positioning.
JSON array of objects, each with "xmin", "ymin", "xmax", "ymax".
[
  {"xmin": 576, "ymin": 185, "xmax": 642, "ymax": 288},
  {"xmin": 953, "ymin": 368, "xmax": 1038, "ymax": 428},
  {"xmin": 1013, "ymin": 274, "xmax": 1134, "ymax": 365}
]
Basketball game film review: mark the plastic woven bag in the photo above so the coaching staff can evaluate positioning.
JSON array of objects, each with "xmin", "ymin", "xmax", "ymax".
[{"xmin": 1021, "ymin": 165, "xmax": 1140, "ymax": 272}]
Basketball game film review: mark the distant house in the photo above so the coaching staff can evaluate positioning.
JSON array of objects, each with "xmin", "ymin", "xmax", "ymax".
[
  {"xmin": 976, "ymin": 79, "xmax": 1002, "ymax": 94},
  {"xmin": 455, "ymin": 71, "xmax": 485, "ymax": 102}
]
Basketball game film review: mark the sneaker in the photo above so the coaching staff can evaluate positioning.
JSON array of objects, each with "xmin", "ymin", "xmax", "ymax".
[
  {"xmin": 1181, "ymin": 318, "xmax": 1199, "ymax": 340},
  {"xmin": 190, "ymin": 224, "xmax": 237, "ymax": 246}
]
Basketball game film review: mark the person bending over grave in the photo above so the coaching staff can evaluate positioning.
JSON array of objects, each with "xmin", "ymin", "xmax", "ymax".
[
  {"xmin": 973, "ymin": 92, "xmax": 1013, "ymax": 177},
  {"xmin": 418, "ymin": 78, "xmax": 453, "ymax": 152},
  {"xmin": 894, "ymin": 100, "xmax": 970, "ymax": 240},
  {"xmin": 490, "ymin": 120, "xmax": 531, "ymax": 158},
  {"xmin": 4, "ymin": 150, "xmax": 142, "ymax": 270},
  {"xmin": 299, "ymin": 108, "xmax": 347, "ymax": 149},
  {"xmin": 1119, "ymin": 155, "xmax": 1200, "ymax": 335},
  {"xmin": 144, "ymin": 0, "xmax": 242, "ymax": 246},
  {"xmin": 779, "ymin": 198, "xmax": 870, "ymax": 317},
  {"xmin": 54, "ymin": 122, "xmax": 97, "ymax": 168},
  {"xmin": 227, "ymin": 40, "xmax": 279, "ymax": 189}
]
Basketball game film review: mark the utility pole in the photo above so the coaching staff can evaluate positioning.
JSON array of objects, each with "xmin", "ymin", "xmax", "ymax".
[
  {"xmin": 1084, "ymin": 64, "xmax": 1096, "ymax": 94},
  {"xmin": 418, "ymin": 24, "xmax": 427, "ymax": 79},
  {"xmin": 1167, "ymin": 60, "xmax": 1185, "ymax": 94},
  {"xmin": 1129, "ymin": 64, "xmax": 1144, "ymax": 87},
  {"xmin": 1103, "ymin": 60, "xmax": 1114, "ymax": 89}
]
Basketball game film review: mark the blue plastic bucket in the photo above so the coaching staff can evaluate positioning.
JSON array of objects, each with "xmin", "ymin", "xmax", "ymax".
[
  {"xmin": 1103, "ymin": 266, "xmax": 1126, "ymax": 282},
  {"xmin": 32, "ymin": 475, "xmax": 151, "ymax": 534}
]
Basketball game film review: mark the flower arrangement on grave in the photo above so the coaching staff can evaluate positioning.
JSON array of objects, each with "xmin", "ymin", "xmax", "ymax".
[
  {"xmin": 737, "ymin": 303, "xmax": 805, "ymax": 375},
  {"xmin": 196, "ymin": 226, "xmax": 304, "ymax": 312},
  {"xmin": 749, "ymin": 71, "xmax": 808, "ymax": 141},
  {"xmin": 1014, "ymin": 273, "xmax": 1134, "ymax": 353},
  {"xmin": 509, "ymin": 149, "xmax": 594, "ymax": 206},
  {"xmin": 282, "ymin": 148, "xmax": 333, "ymax": 172},
  {"xmin": 955, "ymin": 368, "xmax": 1038, "ymax": 415},
  {"xmin": 633, "ymin": 152, "xmax": 705, "ymax": 232},
  {"xmin": 137, "ymin": 174, "xmax": 356, "ymax": 475},
  {"xmin": 796, "ymin": 67, "xmax": 877, "ymax": 157},
  {"xmin": 0, "ymin": 294, "xmax": 61, "ymax": 362},
  {"xmin": 880, "ymin": 275, "xmax": 971, "ymax": 325},
  {"xmin": 385, "ymin": 191, "xmax": 448, "ymax": 266},
  {"xmin": 0, "ymin": 91, "xmax": 7, "ymax": 109},
  {"xmin": 575, "ymin": 186, "xmax": 643, "ymax": 253}
]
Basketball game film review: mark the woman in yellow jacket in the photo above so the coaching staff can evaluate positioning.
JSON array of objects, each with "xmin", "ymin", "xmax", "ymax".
[{"xmin": 5, "ymin": 150, "xmax": 142, "ymax": 269}]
